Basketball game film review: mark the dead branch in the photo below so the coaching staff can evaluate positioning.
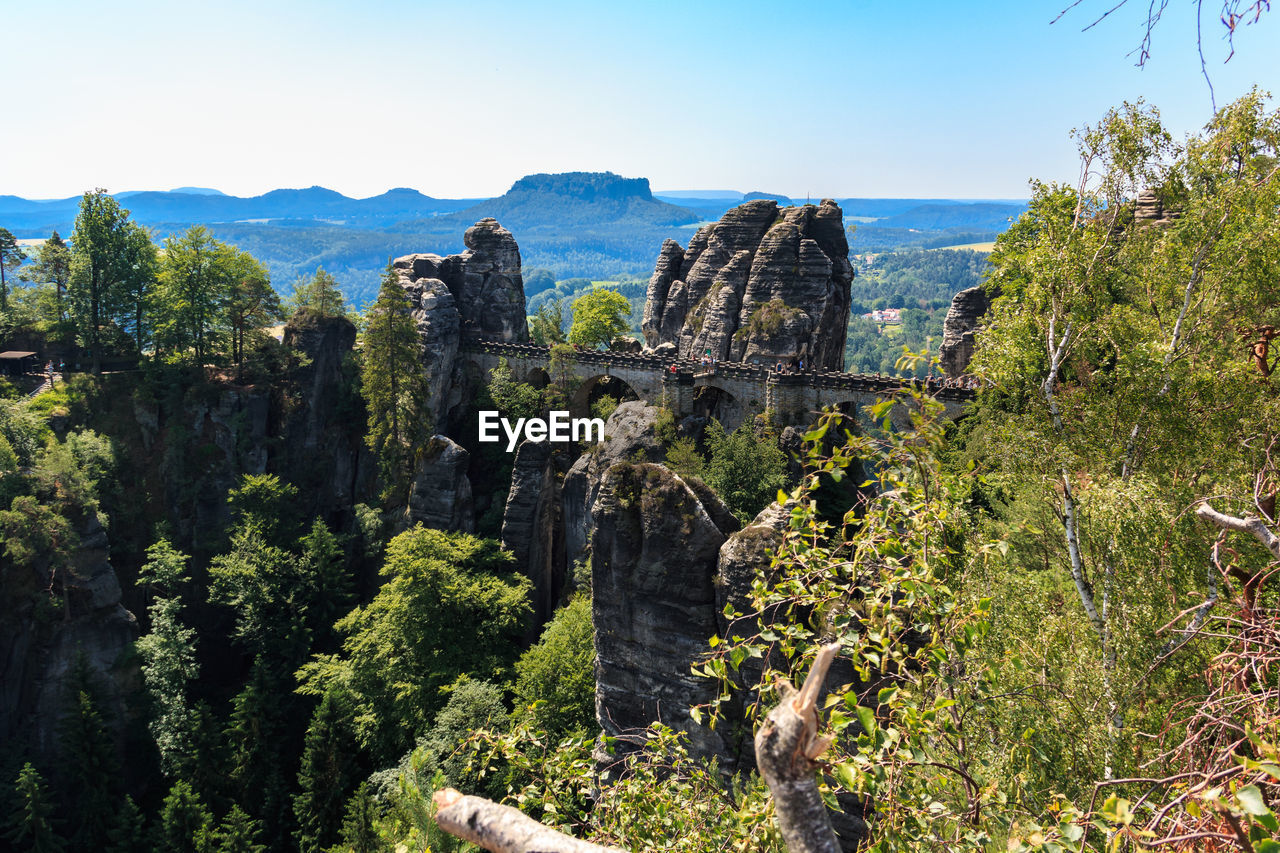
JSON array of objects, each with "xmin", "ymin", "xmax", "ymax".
[
  {"xmin": 432, "ymin": 642, "xmax": 844, "ymax": 853},
  {"xmin": 754, "ymin": 642, "xmax": 844, "ymax": 853},
  {"xmin": 432, "ymin": 789, "xmax": 625, "ymax": 853},
  {"xmin": 1195, "ymin": 502, "xmax": 1280, "ymax": 560}
]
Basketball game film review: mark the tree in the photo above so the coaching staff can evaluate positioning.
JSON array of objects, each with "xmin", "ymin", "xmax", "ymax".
[
  {"xmin": 18, "ymin": 231, "xmax": 72, "ymax": 331},
  {"xmin": 155, "ymin": 226, "xmax": 236, "ymax": 364},
  {"xmin": 703, "ymin": 420, "xmax": 790, "ymax": 523},
  {"xmin": 290, "ymin": 267, "xmax": 347, "ymax": 318},
  {"xmin": 209, "ymin": 805, "xmax": 265, "ymax": 853},
  {"xmin": 512, "ymin": 597, "xmax": 596, "ymax": 737},
  {"xmin": 361, "ymin": 263, "xmax": 429, "ymax": 497},
  {"xmin": 57, "ymin": 674, "xmax": 120, "ymax": 850},
  {"xmin": 225, "ymin": 249, "xmax": 279, "ymax": 374},
  {"xmin": 297, "ymin": 526, "xmax": 532, "ymax": 763},
  {"xmin": 5, "ymin": 763, "xmax": 63, "ymax": 853},
  {"xmin": 154, "ymin": 780, "xmax": 213, "ymax": 853},
  {"xmin": 335, "ymin": 783, "xmax": 383, "ymax": 853},
  {"xmin": 136, "ymin": 591, "xmax": 199, "ymax": 778},
  {"xmin": 567, "ymin": 288, "xmax": 630, "ymax": 349},
  {"xmin": 294, "ymin": 688, "xmax": 363, "ymax": 853},
  {"xmin": 0, "ymin": 227, "xmax": 28, "ymax": 313},
  {"xmin": 69, "ymin": 190, "xmax": 154, "ymax": 370},
  {"xmin": 297, "ymin": 517, "xmax": 354, "ymax": 640},
  {"xmin": 529, "ymin": 299, "xmax": 567, "ymax": 346},
  {"xmin": 104, "ymin": 795, "xmax": 147, "ymax": 853}
]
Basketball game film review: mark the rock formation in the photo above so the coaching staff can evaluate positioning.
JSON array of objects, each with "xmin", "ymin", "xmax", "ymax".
[
  {"xmin": 938, "ymin": 285, "xmax": 994, "ymax": 378},
  {"xmin": 392, "ymin": 218, "xmax": 529, "ymax": 433},
  {"xmin": 561, "ymin": 401, "xmax": 667, "ymax": 567},
  {"xmin": 501, "ymin": 439, "xmax": 566, "ymax": 626},
  {"xmin": 1, "ymin": 515, "xmax": 137, "ymax": 757},
  {"xmin": 280, "ymin": 312, "xmax": 370, "ymax": 519},
  {"xmin": 590, "ymin": 462, "xmax": 739, "ymax": 762},
  {"xmin": 405, "ymin": 436, "xmax": 475, "ymax": 533},
  {"xmin": 642, "ymin": 199, "xmax": 853, "ymax": 370}
]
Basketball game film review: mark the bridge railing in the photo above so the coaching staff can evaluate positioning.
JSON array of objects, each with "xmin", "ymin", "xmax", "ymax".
[{"xmin": 460, "ymin": 338, "xmax": 976, "ymax": 401}]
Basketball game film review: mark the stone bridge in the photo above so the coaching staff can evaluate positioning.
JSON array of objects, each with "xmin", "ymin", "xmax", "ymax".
[{"xmin": 461, "ymin": 340, "xmax": 975, "ymax": 429}]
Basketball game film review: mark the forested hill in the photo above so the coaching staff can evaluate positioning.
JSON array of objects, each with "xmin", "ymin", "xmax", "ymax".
[{"xmin": 1, "ymin": 175, "xmax": 1023, "ymax": 307}]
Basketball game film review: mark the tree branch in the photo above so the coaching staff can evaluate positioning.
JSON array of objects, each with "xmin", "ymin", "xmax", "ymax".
[
  {"xmin": 1195, "ymin": 502, "xmax": 1280, "ymax": 560},
  {"xmin": 432, "ymin": 789, "xmax": 625, "ymax": 853},
  {"xmin": 432, "ymin": 643, "xmax": 845, "ymax": 853},
  {"xmin": 753, "ymin": 642, "xmax": 844, "ymax": 853}
]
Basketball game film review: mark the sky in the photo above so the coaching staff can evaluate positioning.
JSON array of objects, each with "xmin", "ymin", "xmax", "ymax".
[{"xmin": 3, "ymin": 0, "xmax": 1276, "ymax": 201}]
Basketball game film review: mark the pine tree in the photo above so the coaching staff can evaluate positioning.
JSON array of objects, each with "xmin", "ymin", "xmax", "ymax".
[
  {"xmin": 154, "ymin": 780, "xmax": 212, "ymax": 853},
  {"xmin": 289, "ymin": 267, "xmax": 347, "ymax": 318},
  {"xmin": 336, "ymin": 783, "xmax": 382, "ymax": 853},
  {"xmin": 57, "ymin": 681, "xmax": 120, "ymax": 849},
  {"xmin": 361, "ymin": 263, "xmax": 429, "ymax": 499},
  {"xmin": 298, "ymin": 517, "xmax": 353, "ymax": 642},
  {"xmin": 104, "ymin": 795, "xmax": 147, "ymax": 853},
  {"xmin": 293, "ymin": 689, "xmax": 362, "ymax": 853},
  {"xmin": 6, "ymin": 763, "xmax": 64, "ymax": 853},
  {"xmin": 209, "ymin": 805, "xmax": 265, "ymax": 853}
]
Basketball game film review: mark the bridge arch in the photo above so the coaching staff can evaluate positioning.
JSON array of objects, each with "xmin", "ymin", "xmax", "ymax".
[
  {"xmin": 691, "ymin": 383, "xmax": 748, "ymax": 432},
  {"xmin": 570, "ymin": 373, "xmax": 641, "ymax": 419}
]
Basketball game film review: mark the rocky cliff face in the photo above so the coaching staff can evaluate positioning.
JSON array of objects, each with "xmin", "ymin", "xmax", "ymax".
[
  {"xmin": 938, "ymin": 285, "xmax": 994, "ymax": 377},
  {"xmin": 500, "ymin": 440, "xmax": 566, "ymax": 627},
  {"xmin": 590, "ymin": 462, "xmax": 739, "ymax": 762},
  {"xmin": 1, "ymin": 516, "xmax": 137, "ymax": 758},
  {"xmin": 562, "ymin": 402, "xmax": 667, "ymax": 567},
  {"xmin": 280, "ymin": 312, "xmax": 370, "ymax": 521},
  {"xmin": 392, "ymin": 218, "xmax": 528, "ymax": 436},
  {"xmin": 405, "ymin": 436, "xmax": 475, "ymax": 533},
  {"xmin": 641, "ymin": 199, "xmax": 853, "ymax": 370}
]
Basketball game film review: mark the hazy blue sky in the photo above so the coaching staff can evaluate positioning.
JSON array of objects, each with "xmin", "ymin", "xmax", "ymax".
[{"xmin": 4, "ymin": 0, "xmax": 1276, "ymax": 200}]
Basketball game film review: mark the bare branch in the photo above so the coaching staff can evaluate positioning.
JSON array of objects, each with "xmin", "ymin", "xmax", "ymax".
[
  {"xmin": 432, "ymin": 789, "xmax": 625, "ymax": 853},
  {"xmin": 1195, "ymin": 502, "xmax": 1280, "ymax": 559},
  {"xmin": 754, "ymin": 642, "xmax": 844, "ymax": 853}
]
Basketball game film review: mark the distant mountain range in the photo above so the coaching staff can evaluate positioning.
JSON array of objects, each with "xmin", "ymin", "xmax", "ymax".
[{"xmin": 0, "ymin": 173, "xmax": 1027, "ymax": 307}]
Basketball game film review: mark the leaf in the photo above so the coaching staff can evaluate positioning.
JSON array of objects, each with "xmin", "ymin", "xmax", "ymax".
[
  {"xmin": 855, "ymin": 705, "xmax": 877, "ymax": 736},
  {"xmin": 1238, "ymin": 784, "xmax": 1270, "ymax": 816}
]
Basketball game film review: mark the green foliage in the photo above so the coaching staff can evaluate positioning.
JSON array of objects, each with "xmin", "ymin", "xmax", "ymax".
[
  {"xmin": 58, "ymin": 677, "xmax": 120, "ymax": 850},
  {"xmin": 209, "ymin": 521, "xmax": 310, "ymax": 660},
  {"xmin": 298, "ymin": 517, "xmax": 354, "ymax": 640},
  {"xmin": 663, "ymin": 436, "xmax": 705, "ymax": 480},
  {"xmin": 741, "ymin": 297, "xmax": 799, "ymax": 338},
  {"xmin": 6, "ymin": 763, "xmax": 63, "ymax": 853},
  {"xmin": 512, "ymin": 597, "xmax": 597, "ymax": 738},
  {"xmin": 69, "ymin": 190, "xmax": 157, "ymax": 361},
  {"xmin": 297, "ymin": 526, "xmax": 532, "ymax": 763},
  {"xmin": 334, "ymin": 783, "xmax": 385, "ymax": 853},
  {"xmin": 104, "ymin": 795, "xmax": 148, "ymax": 853},
  {"xmin": 138, "ymin": 536, "xmax": 192, "ymax": 593},
  {"xmin": 226, "ymin": 473, "xmax": 300, "ymax": 545},
  {"xmin": 155, "ymin": 225, "xmax": 242, "ymax": 363},
  {"xmin": 528, "ymin": 298, "xmax": 567, "ymax": 345},
  {"xmin": 136, "ymin": 592, "xmax": 199, "ymax": 778},
  {"xmin": 567, "ymin": 287, "xmax": 631, "ymax": 349},
  {"xmin": 703, "ymin": 419, "xmax": 789, "ymax": 523},
  {"xmin": 361, "ymin": 264, "xmax": 430, "ymax": 499},
  {"xmin": 407, "ymin": 679, "xmax": 509, "ymax": 795},
  {"xmin": 484, "ymin": 359, "xmax": 544, "ymax": 422},
  {"xmin": 589, "ymin": 393, "xmax": 619, "ymax": 421},
  {"xmin": 0, "ymin": 226, "xmax": 28, "ymax": 313},
  {"xmin": 226, "ymin": 250, "xmax": 281, "ymax": 372},
  {"xmin": 289, "ymin": 267, "xmax": 348, "ymax": 318},
  {"xmin": 155, "ymin": 780, "xmax": 213, "ymax": 853},
  {"xmin": 295, "ymin": 688, "xmax": 363, "ymax": 853},
  {"xmin": 209, "ymin": 805, "xmax": 266, "ymax": 853}
]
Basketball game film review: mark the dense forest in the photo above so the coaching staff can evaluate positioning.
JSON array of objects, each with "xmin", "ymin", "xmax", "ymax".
[{"xmin": 2, "ymin": 89, "xmax": 1279, "ymax": 853}]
